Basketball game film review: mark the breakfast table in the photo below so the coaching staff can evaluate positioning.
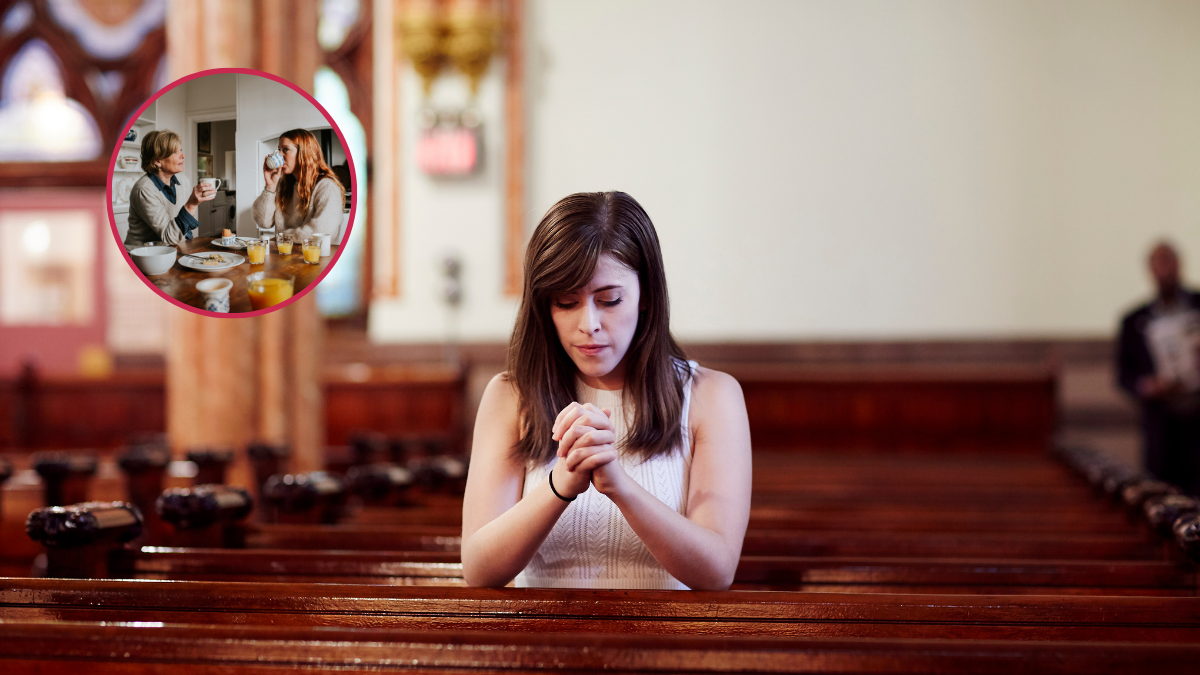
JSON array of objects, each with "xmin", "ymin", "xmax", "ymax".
[{"xmin": 138, "ymin": 236, "xmax": 339, "ymax": 313}]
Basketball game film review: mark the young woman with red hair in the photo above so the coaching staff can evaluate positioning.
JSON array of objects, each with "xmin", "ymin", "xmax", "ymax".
[{"xmin": 252, "ymin": 128, "xmax": 346, "ymax": 240}]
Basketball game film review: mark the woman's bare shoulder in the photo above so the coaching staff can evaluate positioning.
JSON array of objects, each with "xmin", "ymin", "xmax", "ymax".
[
  {"xmin": 690, "ymin": 366, "xmax": 744, "ymax": 405},
  {"xmin": 479, "ymin": 372, "xmax": 520, "ymax": 418}
]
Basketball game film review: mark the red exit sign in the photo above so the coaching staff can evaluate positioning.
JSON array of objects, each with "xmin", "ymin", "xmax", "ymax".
[{"xmin": 417, "ymin": 127, "xmax": 478, "ymax": 176}]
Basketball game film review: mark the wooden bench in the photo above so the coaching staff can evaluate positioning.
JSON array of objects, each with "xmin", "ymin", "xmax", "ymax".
[
  {"xmin": 3, "ymin": 578, "xmax": 1200, "ymax": 643},
  {"xmin": 96, "ymin": 547, "xmax": 1194, "ymax": 595},
  {"xmin": 6, "ymin": 445, "xmax": 1199, "ymax": 672},
  {"xmin": 1, "ymin": 619, "xmax": 1196, "ymax": 674},
  {"xmin": 235, "ymin": 522, "xmax": 1159, "ymax": 560}
]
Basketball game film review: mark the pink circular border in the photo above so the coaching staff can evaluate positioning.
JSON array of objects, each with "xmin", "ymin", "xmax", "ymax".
[{"xmin": 106, "ymin": 67, "xmax": 360, "ymax": 319}]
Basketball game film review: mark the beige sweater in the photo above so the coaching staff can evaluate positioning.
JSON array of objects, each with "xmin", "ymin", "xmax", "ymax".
[
  {"xmin": 125, "ymin": 173, "xmax": 191, "ymax": 246},
  {"xmin": 251, "ymin": 177, "xmax": 344, "ymax": 240}
]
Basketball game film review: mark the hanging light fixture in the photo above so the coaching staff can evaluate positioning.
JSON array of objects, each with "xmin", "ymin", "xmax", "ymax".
[{"xmin": 395, "ymin": 0, "xmax": 501, "ymax": 97}]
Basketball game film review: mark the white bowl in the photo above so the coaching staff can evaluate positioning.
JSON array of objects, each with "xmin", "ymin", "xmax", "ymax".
[{"xmin": 130, "ymin": 245, "xmax": 177, "ymax": 276}]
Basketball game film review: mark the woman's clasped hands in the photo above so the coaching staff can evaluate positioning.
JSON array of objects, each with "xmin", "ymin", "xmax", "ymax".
[{"xmin": 550, "ymin": 402, "xmax": 625, "ymax": 498}]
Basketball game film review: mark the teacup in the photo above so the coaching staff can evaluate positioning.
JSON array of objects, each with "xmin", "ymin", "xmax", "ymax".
[
  {"xmin": 196, "ymin": 277, "xmax": 233, "ymax": 313},
  {"xmin": 199, "ymin": 177, "xmax": 222, "ymax": 193},
  {"xmin": 265, "ymin": 151, "xmax": 285, "ymax": 171},
  {"xmin": 313, "ymin": 232, "xmax": 331, "ymax": 257}
]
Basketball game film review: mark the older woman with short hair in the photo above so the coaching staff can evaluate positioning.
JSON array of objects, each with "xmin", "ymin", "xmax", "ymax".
[{"xmin": 124, "ymin": 129, "xmax": 214, "ymax": 246}]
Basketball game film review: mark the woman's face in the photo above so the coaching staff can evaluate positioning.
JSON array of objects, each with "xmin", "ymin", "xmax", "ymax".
[
  {"xmin": 278, "ymin": 138, "xmax": 299, "ymax": 174},
  {"xmin": 157, "ymin": 146, "xmax": 184, "ymax": 175},
  {"xmin": 550, "ymin": 254, "xmax": 643, "ymax": 391}
]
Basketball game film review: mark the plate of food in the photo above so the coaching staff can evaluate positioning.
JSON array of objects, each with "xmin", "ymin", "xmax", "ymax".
[
  {"xmin": 209, "ymin": 235, "xmax": 253, "ymax": 249},
  {"xmin": 178, "ymin": 251, "xmax": 245, "ymax": 271}
]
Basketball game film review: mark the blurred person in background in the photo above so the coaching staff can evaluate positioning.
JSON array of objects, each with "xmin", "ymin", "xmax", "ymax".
[
  {"xmin": 125, "ymin": 129, "xmax": 215, "ymax": 246},
  {"xmin": 1117, "ymin": 241, "xmax": 1200, "ymax": 494},
  {"xmin": 252, "ymin": 128, "xmax": 345, "ymax": 240}
]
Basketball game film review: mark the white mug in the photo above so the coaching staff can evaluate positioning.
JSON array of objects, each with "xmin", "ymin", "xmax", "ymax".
[
  {"xmin": 265, "ymin": 151, "xmax": 285, "ymax": 171},
  {"xmin": 199, "ymin": 177, "xmax": 222, "ymax": 191},
  {"xmin": 196, "ymin": 278, "xmax": 232, "ymax": 313},
  {"xmin": 314, "ymin": 232, "xmax": 331, "ymax": 257}
]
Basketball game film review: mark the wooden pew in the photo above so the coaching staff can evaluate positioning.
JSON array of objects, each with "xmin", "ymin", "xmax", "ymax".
[
  {"xmin": 237, "ymin": 523, "xmax": 1160, "ymax": 560},
  {"xmin": 98, "ymin": 547, "xmax": 1194, "ymax": 595},
  {"xmin": 1, "ymin": 619, "xmax": 1197, "ymax": 674},
  {"xmin": 7, "ymin": 444, "xmax": 1199, "ymax": 672},
  {"xmin": 4, "ymin": 578, "xmax": 1200, "ymax": 643}
]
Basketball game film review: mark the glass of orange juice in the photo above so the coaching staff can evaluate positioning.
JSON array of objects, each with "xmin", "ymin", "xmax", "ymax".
[
  {"xmin": 302, "ymin": 238, "xmax": 321, "ymax": 264},
  {"xmin": 246, "ymin": 239, "xmax": 267, "ymax": 264},
  {"xmin": 276, "ymin": 233, "xmax": 293, "ymax": 255},
  {"xmin": 246, "ymin": 271, "xmax": 294, "ymax": 310}
]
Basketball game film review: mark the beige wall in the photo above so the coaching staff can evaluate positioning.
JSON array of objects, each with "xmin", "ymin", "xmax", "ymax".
[{"xmin": 370, "ymin": 0, "xmax": 1200, "ymax": 343}]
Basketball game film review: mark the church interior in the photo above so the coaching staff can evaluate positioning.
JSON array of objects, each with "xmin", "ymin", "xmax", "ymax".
[{"xmin": 2, "ymin": 0, "xmax": 1200, "ymax": 671}]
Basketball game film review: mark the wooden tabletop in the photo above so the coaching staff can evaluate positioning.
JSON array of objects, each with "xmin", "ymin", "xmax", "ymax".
[{"xmin": 142, "ymin": 236, "xmax": 339, "ymax": 313}]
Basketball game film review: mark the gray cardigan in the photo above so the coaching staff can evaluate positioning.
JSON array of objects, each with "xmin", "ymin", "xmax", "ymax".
[{"xmin": 125, "ymin": 173, "xmax": 191, "ymax": 246}]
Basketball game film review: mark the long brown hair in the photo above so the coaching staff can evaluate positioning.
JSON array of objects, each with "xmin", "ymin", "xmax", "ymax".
[
  {"xmin": 276, "ymin": 128, "xmax": 344, "ymax": 214},
  {"xmin": 507, "ymin": 192, "xmax": 689, "ymax": 465}
]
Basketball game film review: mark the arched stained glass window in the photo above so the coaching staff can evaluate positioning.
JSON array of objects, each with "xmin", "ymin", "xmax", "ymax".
[
  {"xmin": 2, "ymin": 2, "xmax": 34, "ymax": 36},
  {"xmin": 0, "ymin": 0, "xmax": 166, "ymax": 184},
  {"xmin": 44, "ymin": 0, "xmax": 166, "ymax": 60},
  {"xmin": 318, "ymin": 0, "xmax": 359, "ymax": 52},
  {"xmin": 0, "ymin": 38, "xmax": 102, "ymax": 161}
]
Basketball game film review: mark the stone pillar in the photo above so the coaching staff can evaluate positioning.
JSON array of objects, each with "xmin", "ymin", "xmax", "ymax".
[{"xmin": 165, "ymin": 1, "xmax": 325, "ymax": 483}]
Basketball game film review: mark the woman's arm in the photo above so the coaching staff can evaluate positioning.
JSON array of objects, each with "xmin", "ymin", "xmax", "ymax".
[
  {"xmin": 281, "ymin": 179, "xmax": 343, "ymax": 240},
  {"xmin": 251, "ymin": 186, "xmax": 278, "ymax": 231},
  {"xmin": 570, "ymin": 367, "xmax": 751, "ymax": 590},
  {"xmin": 460, "ymin": 374, "xmax": 605, "ymax": 587}
]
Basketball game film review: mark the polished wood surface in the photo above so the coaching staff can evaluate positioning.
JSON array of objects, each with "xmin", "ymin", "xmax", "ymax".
[
  {"xmin": 104, "ymin": 547, "xmax": 1195, "ymax": 594},
  {"xmin": 736, "ymin": 365, "xmax": 1056, "ymax": 451},
  {"xmin": 237, "ymin": 523, "xmax": 1158, "ymax": 560},
  {"xmin": 0, "ymin": 365, "xmax": 1049, "ymax": 453},
  {"xmin": 5, "ymin": 579, "xmax": 1200, "ymax": 642},
  {"xmin": 0, "ymin": 364, "xmax": 456, "ymax": 450},
  {"xmin": 2, "ymin": 446, "xmax": 1199, "ymax": 671},
  {"xmin": 141, "ymin": 237, "xmax": 339, "ymax": 313},
  {"xmin": 324, "ymin": 364, "xmax": 465, "ymax": 448},
  {"xmin": 0, "ymin": 372, "xmax": 163, "ymax": 449},
  {"xmin": 1, "ymin": 620, "xmax": 1198, "ymax": 674}
]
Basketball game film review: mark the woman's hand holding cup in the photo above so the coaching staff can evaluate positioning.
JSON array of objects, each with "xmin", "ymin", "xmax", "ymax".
[
  {"xmin": 186, "ymin": 183, "xmax": 216, "ymax": 208},
  {"xmin": 263, "ymin": 151, "xmax": 285, "ymax": 191}
]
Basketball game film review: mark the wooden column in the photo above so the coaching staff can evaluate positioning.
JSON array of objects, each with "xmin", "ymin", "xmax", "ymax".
[
  {"xmin": 165, "ymin": 1, "xmax": 325, "ymax": 479},
  {"xmin": 372, "ymin": 0, "xmax": 401, "ymax": 298},
  {"xmin": 503, "ymin": 0, "xmax": 526, "ymax": 296}
]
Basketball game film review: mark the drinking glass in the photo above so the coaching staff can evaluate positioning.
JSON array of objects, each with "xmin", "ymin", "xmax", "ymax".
[
  {"xmin": 302, "ymin": 238, "xmax": 321, "ymax": 264},
  {"xmin": 246, "ymin": 239, "xmax": 267, "ymax": 264},
  {"xmin": 246, "ymin": 271, "xmax": 294, "ymax": 310},
  {"xmin": 276, "ymin": 233, "xmax": 293, "ymax": 255}
]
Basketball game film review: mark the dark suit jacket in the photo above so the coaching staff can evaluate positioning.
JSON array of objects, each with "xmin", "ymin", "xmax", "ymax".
[{"xmin": 1116, "ymin": 290, "xmax": 1200, "ymax": 398}]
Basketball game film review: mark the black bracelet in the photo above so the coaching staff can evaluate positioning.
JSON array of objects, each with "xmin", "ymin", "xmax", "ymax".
[{"xmin": 548, "ymin": 470, "xmax": 575, "ymax": 502}]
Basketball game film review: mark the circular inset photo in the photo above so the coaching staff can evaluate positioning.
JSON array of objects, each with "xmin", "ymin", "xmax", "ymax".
[{"xmin": 107, "ymin": 68, "xmax": 357, "ymax": 316}]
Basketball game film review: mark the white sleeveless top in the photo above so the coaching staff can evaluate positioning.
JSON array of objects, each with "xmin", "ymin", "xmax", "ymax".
[{"xmin": 515, "ymin": 360, "xmax": 697, "ymax": 590}]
